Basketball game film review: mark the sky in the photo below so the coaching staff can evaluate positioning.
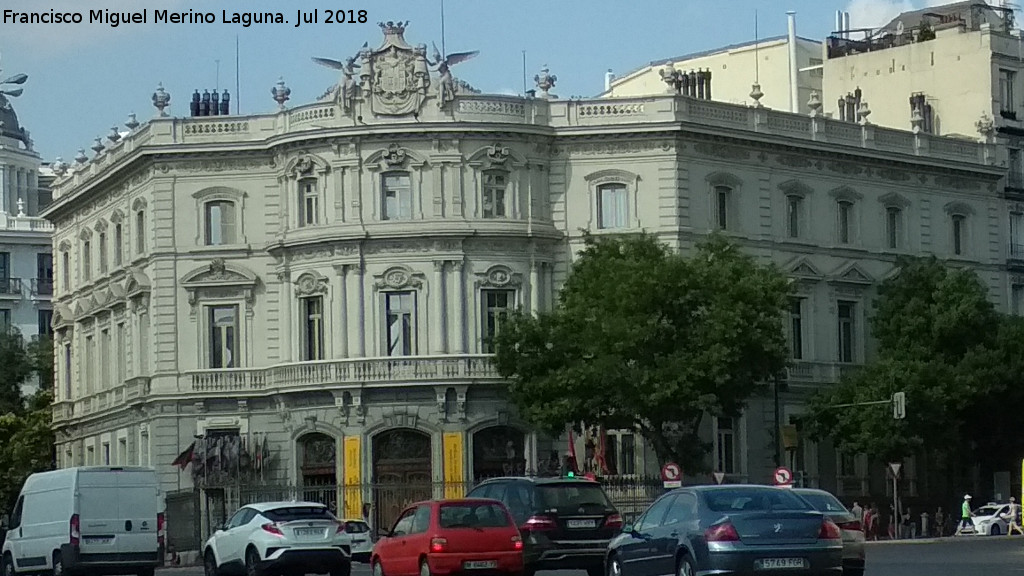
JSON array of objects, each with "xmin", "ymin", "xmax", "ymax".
[{"xmin": 1, "ymin": 0, "xmax": 963, "ymax": 161}]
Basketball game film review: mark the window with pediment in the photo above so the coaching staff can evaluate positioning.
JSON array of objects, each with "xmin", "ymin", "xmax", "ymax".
[
  {"xmin": 97, "ymin": 228, "xmax": 108, "ymax": 274},
  {"xmin": 587, "ymin": 169, "xmax": 639, "ymax": 231},
  {"xmin": 295, "ymin": 272, "xmax": 329, "ymax": 361},
  {"xmin": 182, "ymin": 259, "xmax": 258, "ymax": 368},
  {"xmin": 208, "ymin": 305, "xmax": 239, "ymax": 368},
  {"xmin": 779, "ymin": 181, "xmax": 812, "ymax": 240},
  {"xmin": 81, "ymin": 233, "xmax": 92, "ymax": 282},
  {"xmin": 133, "ymin": 200, "xmax": 147, "ymax": 256},
  {"xmin": 59, "ymin": 242, "xmax": 71, "ymax": 294},
  {"xmin": 945, "ymin": 201, "xmax": 974, "ymax": 257},
  {"xmin": 288, "ymin": 154, "xmax": 329, "ymax": 228},
  {"xmin": 382, "ymin": 172, "xmax": 413, "ymax": 221},
  {"xmin": 837, "ymin": 300, "xmax": 857, "ymax": 363},
  {"xmin": 204, "ymin": 200, "xmax": 237, "ymax": 246},
  {"xmin": 113, "ymin": 223, "xmax": 123, "ymax": 266},
  {"xmin": 830, "ymin": 187, "xmax": 863, "ymax": 245},
  {"xmin": 374, "ymin": 266, "xmax": 424, "ymax": 357},
  {"xmin": 475, "ymin": 265, "xmax": 522, "ymax": 353},
  {"xmin": 707, "ymin": 173, "xmax": 742, "ymax": 232},
  {"xmin": 879, "ymin": 193, "xmax": 910, "ymax": 250}
]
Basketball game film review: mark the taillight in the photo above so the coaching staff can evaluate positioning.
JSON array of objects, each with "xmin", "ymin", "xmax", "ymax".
[
  {"xmin": 70, "ymin": 514, "xmax": 81, "ymax": 547},
  {"xmin": 520, "ymin": 515, "xmax": 557, "ymax": 531},
  {"xmin": 605, "ymin": 513, "xmax": 624, "ymax": 529},
  {"xmin": 430, "ymin": 537, "xmax": 447, "ymax": 553},
  {"xmin": 511, "ymin": 535, "xmax": 523, "ymax": 550},
  {"xmin": 261, "ymin": 523, "xmax": 284, "ymax": 537},
  {"xmin": 819, "ymin": 519, "xmax": 842, "ymax": 540},
  {"xmin": 157, "ymin": 513, "xmax": 166, "ymax": 548},
  {"xmin": 704, "ymin": 522, "xmax": 740, "ymax": 542},
  {"xmin": 837, "ymin": 520, "xmax": 861, "ymax": 532},
  {"xmin": 336, "ymin": 522, "xmax": 346, "ymax": 534}
]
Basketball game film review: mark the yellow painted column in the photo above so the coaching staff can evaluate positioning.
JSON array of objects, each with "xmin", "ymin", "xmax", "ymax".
[
  {"xmin": 444, "ymin": 432, "xmax": 465, "ymax": 498},
  {"xmin": 343, "ymin": 436, "xmax": 362, "ymax": 519}
]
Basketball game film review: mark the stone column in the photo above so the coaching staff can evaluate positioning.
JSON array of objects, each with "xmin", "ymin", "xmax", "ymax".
[
  {"xmin": 530, "ymin": 260, "xmax": 541, "ymax": 315},
  {"xmin": 0, "ymin": 164, "xmax": 8, "ymax": 214},
  {"xmin": 334, "ymin": 265, "xmax": 349, "ymax": 357},
  {"xmin": 350, "ymin": 263, "xmax": 366, "ymax": 357},
  {"xmin": 450, "ymin": 260, "xmax": 466, "ymax": 353},
  {"xmin": 432, "ymin": 261, "xmax": 447, "ymax": 354},
  {"xmin": 281, "ymin": 273, "xmax": 293, "ymax": 362}
]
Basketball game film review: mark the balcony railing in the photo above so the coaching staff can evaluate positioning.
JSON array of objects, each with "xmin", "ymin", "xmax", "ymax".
[
  {"xmin": 0, "ymin": 277, "xmax": 22, "ymax": 296},
  {"xmin": 186, "ymin": 354, "xmax": 501, "ymax": 394},
  {"xmin": 31, "ymin": 277, "xmax": 53, "ymax": 296},
  {"xmin": 1010, "ymin": 243, "xmax": 1024, "ymax": 260},
  {"xmin": 786, "ymin": 361, "xmax": 863, "ymax": 384}
]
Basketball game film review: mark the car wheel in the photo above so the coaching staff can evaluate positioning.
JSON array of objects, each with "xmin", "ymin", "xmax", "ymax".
[
  {"xmin": 372, "ymin": 559, "xmax": 385, "ymax": 576},
  {"xmin": 676, "ymin": 555, "xmax": 696, "ymax": 576},
  {"xmin": 991, "ymin": 525, "xmax": 1001, "ymax": 536},
  {"xmin": 2, "ymin": 554, "xmax": 14, "ymax": 576},
  {"xmin": 330, "ymin": 561, "xmax": 352, "ymax": 576},
  {"xmin": 421, "ymin": 559, "xmax": 433, "ymax": 576},
  {"xmin": 135, "ymin": 569, "xmax": 155, "ymax": 576},
  {"xmin": 52, "ymin": 551, "xmax": 65, "ymax": 576},
  {"xmin": 607, "ymin": 555, "xmax": 623, "ymax": 576},
  {"xmin": 586, "ymin": 566, "xmax": 603, "ymax": 576},
  {"xmin": 845, "ymin": 569, "xmax": 864, "ymax": 576},
  {"xmin": 245, "ymin": 547, "xmax": 262, "ymax": 576},
  {"xmin": 203, "ymin": 550, "xmax": 219, "ymax": 576}
]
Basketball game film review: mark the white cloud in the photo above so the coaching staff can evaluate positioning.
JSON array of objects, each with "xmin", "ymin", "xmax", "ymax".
[{"xmin": 843, "ymin": 0, "xmax": 986, "ymax": 30}]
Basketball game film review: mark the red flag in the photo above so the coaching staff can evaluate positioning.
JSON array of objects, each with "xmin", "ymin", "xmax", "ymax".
[{"xmin": 171, "ymin": 442, "xmax": 195, "ymax": 470}]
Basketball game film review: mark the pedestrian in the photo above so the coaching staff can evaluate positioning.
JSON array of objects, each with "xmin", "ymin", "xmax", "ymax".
[
  {"xmin": 934, "ymin": 507, "xmax": 945, "ymax": 537},
  {"xmin": 921, "ymin": 511, "xmax": 929, "ymax": 539},
  {"xmin": 851, "ymin": 501, "xmax": 863, "ymax": 525},
  {"xmin": 905, "ymin": 506, "xmax": 916, "ymax": 539},
  {"xmin": 955, "ymin": 494, "xmax": 974, "ymax": 536},
  {"xmin": 870, "ymin": 503, "xmax": 880, "ymax": 541},
  {"xmin": 1005, "ymin": 497, "xmax": 1022, "ymax": 536}
]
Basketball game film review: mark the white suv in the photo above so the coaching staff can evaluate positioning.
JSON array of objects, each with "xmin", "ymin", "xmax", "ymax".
[{"xmin": 202, "ymin": 501, "xmax": 352, "ymax": 576}]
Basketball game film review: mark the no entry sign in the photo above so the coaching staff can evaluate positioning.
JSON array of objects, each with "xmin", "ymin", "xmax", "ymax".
[
  {"xmin": 661, "ymin": 462, "xmax": 682, "ymax": 488},
  {"xmin": 773, "ymin": 466, "xmax": 793, "ymax": 487}
]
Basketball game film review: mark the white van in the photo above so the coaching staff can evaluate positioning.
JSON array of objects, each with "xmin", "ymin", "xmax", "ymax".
[{"xmin": 1, "ymin": 466, "xmax": 164, "ymax": 576}]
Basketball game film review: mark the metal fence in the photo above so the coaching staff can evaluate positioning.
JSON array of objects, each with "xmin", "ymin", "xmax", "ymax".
[{"xmin": 166, "ymin": 476, "xmax": 671, "ymax": 551}]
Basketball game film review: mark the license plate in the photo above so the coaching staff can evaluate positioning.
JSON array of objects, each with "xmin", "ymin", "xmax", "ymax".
[
  {"xmin": 84, "ymin": 537, "xmax": 112, "ymax": 545},
  {"xmin": 567, "ymin": 519, "xmax": 597, "ymax": 529},
  {"xmin": 756, "ymin": 558, "xmax": 806, "ymax": 570},
  {"xmin": 294, "ymin": 528, "xmax": 322, "ymax": 537},
  {"xmin": 463, "ymin": 561, "xmax": 498, "ymax": 569}
]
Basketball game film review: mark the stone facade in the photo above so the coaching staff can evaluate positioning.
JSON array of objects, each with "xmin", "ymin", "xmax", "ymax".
[{"xmin": 43, "ymin": 23, "xmax": 1007, "ymax": 537}]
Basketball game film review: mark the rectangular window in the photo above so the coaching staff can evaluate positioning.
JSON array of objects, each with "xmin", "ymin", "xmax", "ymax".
[
  {"xmin": 837, "ymin": 452, "xmax": 857, "ymax": 477},
  {"xmin": 98, "ymin": 232, "xmax": 108, "ymax": 273},
  {"xmin": 36, "ymin": 253, "xmax": 53, "ymax": 296},
  {"xmin": 61, "ymin": 252, "xmax": 70, "ymax": 293},
  {"xmin": 1000, "ymin": 69, "xmax": 1016, "ymax": 115},
  {"xmin": 952, "ymin": 214, "xmax": 965, "ymax": 255},
  {"xmin": 786, "ymin": 196, "xmax": 801, "ymax": 238},
  {"xmin": 1011, "ymin": 213, "xmax": 1024, "ymax": 257},
  {"xmin": 597, "ymin": 184, "xmax": 628, "ymax": 229},
  {"xmin": 208, "ymin": 305, "xmax": 240, "ymax": 368},
  {"xmin": 100, "ymin": 328, "xmax": 111, "ymax": 389},
  {"xmin": 38, "ymin": 309, "xmax": 53, "ymax": 337},
  {"xmin": 63, "ymin": 343, "xmax": 72, "ymax": 400},
  {"xmin": 837, "ymin": 201, "xmax": 852, "ymax": 244},
  {"xmin": 604, "ymin": 431, "xmax": 636, "ymax": 476},
  {"xmin": 0, "ymin": 309, "xmax": 10, "ymax": 331},
  {"xmin": 116, "ymin": 323, "xmax": 126, "ymax": 384},
  {"xmin": 382, "ymin": 173, "xmax": 413, "ymax": 220},
  {"xmin": 385, "ymin": 291, "xmax": 415, "ymax": 356},
  {"xmin": 482, "ymin": 172, "xmax": 508, "ymax": 219},
  {"xmin": 715, "ymin": 418, "xmax": 737, "ymax": 474},
  {"xmin": 117, "ymin": 438, "xmax": 127, "ymax": 465},
  {"xmin": 886, "ymin": 207, "xmax": 901, "ymax": 249},
  {"xmin": 85, "ymin": 335, "xmax": 94, "ymax": 394},
  {"xmin": 481, "ymin": 289, "xmax": 515, "ymax": 353},
  {"xmin": 114, "ymin": 224, "xmax": 123, "ymax": 266},
  {"xmin": 299, "ymin": 180, "xmax": 319, "ymax": 226},
  {"xmin": 837, "ymin": 301, "xmax": 856, "ymax": 363},
  {"xmin": 139, "ymin": 431, "xmax": 150, "ymax": 466},
  {"xmin": 0, "ymin": 252, "xmax": 9, "ymax": 284},
  {"xmin": 135, "ymin": 210, "xmax": 146, "ymax": 254},
  {"xmin": 789, "ymin": 298, "xmax": 803, "ymax": 360},
  {"xmin": 82, "ymin": 240, "xmax": 92, "ymax": 281},
  {"xmin": 1011, "ymin": 149, "xmax": 1023, "ymax": 189},
  {"xmin": 1013, "ymin": 285, "xmax": 1024, "ymax": 316},
  {"xmin": 715, "ymin": 186, "xmax": 729, "ymax": 230},
  {"xmin": 205, "ymin": 201, "xmax": 236, "ymax": 245},
  {"xmin": 86, "ymin": 446, "xmax": 95, "ymax": 466},
  {"xmin": 302, "ymin": 296, "xmax": 325, "ymax": 361},
  {"xmin": 102, "ymin": 442, "xmax": 110, "ymax": 465}
]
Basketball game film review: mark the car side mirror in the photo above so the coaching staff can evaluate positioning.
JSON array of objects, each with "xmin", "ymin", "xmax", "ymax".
[{"xmin": 622, "ymin": 523, "xmax": 634, "ymax": 534}]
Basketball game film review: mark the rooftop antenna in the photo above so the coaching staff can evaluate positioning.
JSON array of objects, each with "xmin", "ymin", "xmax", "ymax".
[
  {"xmin": 522, "ymin": 50, "xmax": 527, "ymax": 95},
  {"xmin": 215, "ymin": 59, "xmax": 220, "ymax": 91},
  {"xmin": 440, "ymin": 0, "xmax": 446, "ymax": 58},
  {"xmin": 754, "ymin": 9, "xmax": 760, "ymax": 83},
  {"xmin": 235, "ymin": 35, "xmax": 240, "ymax": 114}
]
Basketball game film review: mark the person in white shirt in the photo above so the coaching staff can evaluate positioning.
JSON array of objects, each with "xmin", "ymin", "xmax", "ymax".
[{"xmin": 1005, "ymin": 497, "xmax": 1022, "ymax": 536}]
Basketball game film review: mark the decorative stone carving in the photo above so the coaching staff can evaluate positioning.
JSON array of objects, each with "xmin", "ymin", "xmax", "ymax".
[
  {"xmin": 374, "ymin": 265, "xmax": 425, "ymax": 290},
  {"xmin": 362, "ymin": 21, "xmax": 430, "ymax": 116},
  {"xmin": 693, "ymin": 142, "xmax": 750, "ymax": 160},
  {"xmin": 382, "ymin": 143, "xmax": 407, "ymax": 167},
  {"xmin": 534, "ymin": 65, "xmax": 557, "ymax": 99},
  {"xmin": 181, "ymin": 260, "xmax": 260, "ymax": 317},
  {"xmin": 487, "ymin": 144, "xmax": 510, "ymax": 165},
  {"xmin": 474, "ymin": 265, "xmax": 523, "ymax": 289},
  {"xmin": 294, "ymin": 272, "xmax": 329, "ymax": 296}
]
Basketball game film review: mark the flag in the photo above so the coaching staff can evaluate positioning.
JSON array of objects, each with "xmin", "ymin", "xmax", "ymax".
[{"xmin": 172, "ymin": 442, "xmax": 195, "ymax": 470}]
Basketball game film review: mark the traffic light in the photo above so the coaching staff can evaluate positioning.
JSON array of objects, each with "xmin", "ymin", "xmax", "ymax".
[{"xmin": 892, "ymin": 392, "xmax": 906, "ymax": 420}]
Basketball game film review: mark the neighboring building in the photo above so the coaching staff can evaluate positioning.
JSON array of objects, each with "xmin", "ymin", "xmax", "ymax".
[
  {"xmin": 0, "ymin": 68, "xmax": 54, "ymax": 345},
  {"xmin": 821, "ymin": 0, "xmax": 1024, "ymax": 313},
  {"xmin": 44, "ymin": 22, "xmax": 1004, "ymax": 548},
  {"xmin": 600, "ymin": 17, "xmax": 823, "ymax": 112}
]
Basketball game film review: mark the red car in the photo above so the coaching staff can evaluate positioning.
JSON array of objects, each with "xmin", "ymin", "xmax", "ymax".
[{"xmin": 371, "ymin": 498, "xmax": 524, "ymax": 576}]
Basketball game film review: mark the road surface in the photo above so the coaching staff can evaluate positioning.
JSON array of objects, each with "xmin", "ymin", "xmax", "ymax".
[{"xmin": 158, "ymin": 536, "xmax": 1024, "ymax": 576}]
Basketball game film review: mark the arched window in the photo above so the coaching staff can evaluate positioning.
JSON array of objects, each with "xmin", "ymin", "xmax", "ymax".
[{"xmin": 204, "ymin": 200, "xmax": 237, "ymax": 245}]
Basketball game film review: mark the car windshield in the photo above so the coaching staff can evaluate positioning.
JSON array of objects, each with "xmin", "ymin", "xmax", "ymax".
[
  {"xmin": 344, "ymin": 521, "xmax": 370, "ymax": 533},
  {"xmin": 263, "ymin": 506, "xmax": 336, "ymax": 522},
  {"xmin": 796, "ymin": 491, "xmax": 849, "ymax": 513},
  {"xmin": 536, "ymin": 483, "xmax": 614, "ymax": 513},
  {"xmin": 975, "ymin": 506, "xmax": 1002, "ymax": 516},
  {"xmin": 704, "ymin": 488, "xmax": 814, "ymax": 513},
  {"xmin": 439, "ymin": 502, "xmax": 512, "ymax": 528}
]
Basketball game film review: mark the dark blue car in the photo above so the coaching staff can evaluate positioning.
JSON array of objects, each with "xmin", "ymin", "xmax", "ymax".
[{"xmin": 605, "ymin": 485, "xmax": 843, "ymax": 576}]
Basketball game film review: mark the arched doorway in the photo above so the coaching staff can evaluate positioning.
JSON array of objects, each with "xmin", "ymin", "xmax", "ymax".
[
  {"xmin": 472, "ymin": 426, "xmax": 526, "ymax": 480},
  {"xmin": 297, "ymin": 433, "xmax": 337, "ymax": 513},
  {"xmin": 372, "ymin": 428, "xmax": 432, "ymax": 533}
]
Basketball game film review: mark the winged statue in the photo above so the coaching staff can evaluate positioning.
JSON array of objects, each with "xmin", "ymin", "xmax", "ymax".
[
  {"xmin": 312, "ymin": 42, "xmax": 367, "ymax": 110},
  {"xmin": 429, "ymin": 42, "xmax": 479, "ymax": 107},
  {"xmin": 0, "ymin": 53, "xmax": 28, "ymax": 110}
]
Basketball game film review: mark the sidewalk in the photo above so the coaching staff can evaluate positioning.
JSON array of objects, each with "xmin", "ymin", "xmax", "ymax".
[{"xmin": 865, "ymin": 535, "xmax": 1018, "ymax": 545}]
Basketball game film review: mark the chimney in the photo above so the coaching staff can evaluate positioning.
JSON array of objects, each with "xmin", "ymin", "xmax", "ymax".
[
  {"xmin": 836, "ymin": 10, "xmax": 843, "ymax": 35},
  {"xmin": 604, "ymin": 69, "xmax": 615, "ymax": 92},
  {"xmin": 843, "ymin": 12, "xmax": 851, "ymax": 38},
  {"xmin": 787, "ymin": 11, "xmax": 799, "ymax": 113}
]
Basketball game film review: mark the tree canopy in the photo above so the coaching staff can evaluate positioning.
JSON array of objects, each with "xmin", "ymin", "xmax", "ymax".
[
  {"xmin": 802, "ymin": 256, "xmax": 1023, "ymax": 466},
  {"xmin": 492, "ymin": 233, "xmax": 792, "ymax": 473},
  {"xmin": 0, "ymin": 330, "xmax": 55, "ymax": 514}
]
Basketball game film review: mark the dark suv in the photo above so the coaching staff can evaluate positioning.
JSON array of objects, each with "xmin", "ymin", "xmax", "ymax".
[{"xmin": 466, "ymin": 476, "xmax": 623, "ymax": 576}]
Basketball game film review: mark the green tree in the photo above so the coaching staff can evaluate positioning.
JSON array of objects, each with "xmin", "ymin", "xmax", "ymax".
[
  {"xmin": 0, "ymin": 329, "xmax": 33, "ymax": 416},
  {"xmin": 803, "ymin": 256, "xmax": 1003, "ymax": 461},
  {"xmin": 493, "ymin": 233, "xmax": 792, "ymax": 472}
]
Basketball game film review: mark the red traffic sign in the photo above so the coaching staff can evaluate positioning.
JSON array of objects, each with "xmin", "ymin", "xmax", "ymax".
[
  {"xmin": 661, "ymin": 462, "xmax": 682, "ymax": 481},
  {"xmin": 773, "ymin": 466, "xmax": 793, "ymax": 486}
]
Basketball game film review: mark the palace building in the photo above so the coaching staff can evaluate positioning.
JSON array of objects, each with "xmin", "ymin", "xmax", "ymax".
[{"xmin": 44, "ymin": 21, "xmax": 1006, "ymax": 548}]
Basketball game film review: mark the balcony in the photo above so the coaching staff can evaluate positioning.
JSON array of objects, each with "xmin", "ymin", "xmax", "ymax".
[
  {"xmin": 786, "ymin": 361, "xmax": 864, "ymax": 384},
  {"xmin": 30, "ymin": 277, "xmax": 53, "ymax": 297},
  {"xmin": 0, "ymin": 277, "xmax": 22, "ymax": 298},
  {"xmin": 52, "ymin": 376, "xmax": 151, "ymax": 424},
  {"xmin": 186, "ymin": 354, "xmax": 501, "ymax": 394},
  {"xmin": 1009, "ymin": 243, "xmax": 1024, "ymax": 271}
]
